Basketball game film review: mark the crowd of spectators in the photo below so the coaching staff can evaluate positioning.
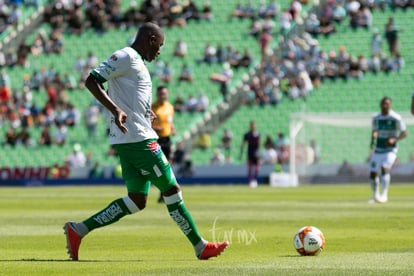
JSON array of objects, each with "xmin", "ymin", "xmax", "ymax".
[
  {"xmin": 0, "ymin": 0, "xmax": 218, "ymax": 160},
  {"xmin": 230, "ymin": 1, "xmax": 280, "ymax": 20},
  {"xmin": 243, "ymin": 17, "xmax": 405, "ymax": 106},
  {"xmin": 199, "ymin": 43, "xmax": 253, "ymax": 69},
  {"xmin": 198, "ymin": 43, "xmax": 253, "ymax": 99},
  {"xmin": 1, "ymin": 0, "xmax": 411, "ymax": 171},
  {"xmin": 0, "ymin": 3, "xmax": 21, "ymax": 35},
  {"xmin": 173, "ymin": 93, "xmax": 209, "ymax": 113},
  {"xmin": 43, "ymin": 0, "xmax": 212, "ymax": 35},
  {"xmin": 237, "ymin": 0, "xmax": 306, "ymax": 60},
  {"xmin": 209, "ymin": 0, "xmax": 408, "ymax": 168},
  {"xmin": 306, "ymin": 0, "xmax": 414, "ymax": 37},
  {"xmin": 30, "ymin": 29, "xmax": 64, "ymax": 55},
  {"xmin": 0, "ymin": 62, "xmax": 87, "ymax": 148},
  {"xmin": 0, "ymin": 0, "xmax": 41, "ymax": 35},
  {"xmin": 0, "ymin": 27, "xmax": 64, "ymax": 69},
  {"xmin": 150, "ymin": 60, "xmax": 195, "ymax": 84}
]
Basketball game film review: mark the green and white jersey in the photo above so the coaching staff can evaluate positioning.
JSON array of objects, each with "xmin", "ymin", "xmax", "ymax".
[
  {"xmin": 372, "ymin": 110, "xmax": 406, "ymax": 153},
  {"xmin": 91, "ymin": 47, "xmax": 158, "ymax": 145}
]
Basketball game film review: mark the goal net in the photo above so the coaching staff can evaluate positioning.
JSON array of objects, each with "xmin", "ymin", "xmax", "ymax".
[{"xmin": 289, "ymin": 112, "xmax": 414, "ymax": 178}]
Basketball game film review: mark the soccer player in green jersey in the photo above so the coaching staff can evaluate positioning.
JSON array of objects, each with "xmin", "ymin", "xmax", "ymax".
[
  {"xmin": 369, "ymin": 97, "xmax": 407, "ymax": 203},
  {"xmin": 64, "ymin": 22, "xmax": 229, "ymax": 261}
]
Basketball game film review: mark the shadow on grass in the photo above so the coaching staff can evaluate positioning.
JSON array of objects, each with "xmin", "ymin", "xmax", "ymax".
[{"xmin": 0, "ymin": 258, "xmax": 143, "ymax": 262}]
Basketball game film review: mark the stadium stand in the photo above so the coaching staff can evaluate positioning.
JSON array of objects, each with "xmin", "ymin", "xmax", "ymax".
[
  {"xmin": 1, "ymin": 1, "xmax": 413, "ymax": 170},
  {"xmin": 0, "ymin": 1, "xmax": 43, "ymax": 38},
  {"xmin": 1, "ymin": 0, "xmax": 288, "ymax": 167},
  {"xmin": 190, "ymin": 7, "xmax": 414, "ymax": 165}
]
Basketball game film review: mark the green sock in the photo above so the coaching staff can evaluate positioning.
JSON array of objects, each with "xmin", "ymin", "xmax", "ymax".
[
  {"xmin": 164, "ymin": 192, "xmax": 206, "ymax": 252},
  {"xmin": 82, "ymin": 197, "xmax": 139, "ymax": 233}
]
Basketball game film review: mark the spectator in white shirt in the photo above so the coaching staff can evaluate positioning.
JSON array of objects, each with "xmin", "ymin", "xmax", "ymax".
[
  {"xmin": 68, "ymin": 143, "xmax": 86, "ymax": 168},
  {"xmin": 262, "ymin": 136, "xmax": 277, "ymax": 165}
]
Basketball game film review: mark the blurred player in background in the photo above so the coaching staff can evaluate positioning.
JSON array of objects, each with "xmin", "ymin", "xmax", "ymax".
[
  {"xmin": 152, "ymin": 85, "xmax": 176, "ymax": 203},
  {"xmin": 63, "ymin": 22, "xmax": 228, "ymax": 261},
  {"xmin": 240, "ymin": 121, "xmax": 261, "ymax": 188},
  {"xmin": 369, "ymin": 97, "xmax": 406, "ymax": 203}
]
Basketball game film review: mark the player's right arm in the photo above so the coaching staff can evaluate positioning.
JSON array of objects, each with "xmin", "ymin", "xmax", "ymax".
[
  {"xmin": 86, "ymin": 50, "xmax": 131, "ymax": 133},
  {"xmin": 85, "ymin": 75, "xmax": 128, "ymax": 133},
  {"xmin": 370, "ymin": 117, "xmax": 377, "ymax": 150},
  {"xmin": 370, "ymin": 130, "xmax": 377, "ymax": 150}
]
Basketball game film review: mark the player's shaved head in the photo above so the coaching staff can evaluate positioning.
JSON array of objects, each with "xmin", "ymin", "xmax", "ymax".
[
  {"xmin": 136, "ymin": 22, "xmax": 164, "ymax": 41},
  {"xmin": 133, "ymin": 22, "xmax": 164, "ymax": 62}
]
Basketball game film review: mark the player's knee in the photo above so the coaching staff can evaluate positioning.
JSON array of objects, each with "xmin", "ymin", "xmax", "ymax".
[
  {"xmin": 134, "ymin": 199, "xmax": 147, "ymax": 210},
  {"xmin": 381, "ymin": 167, "xmax": 389, "ymax": 175},
  {"xmin": 128, "ymin": 193, "xmax": 147, "ymax": 210},
  {"xmin": 162, "ymin": 184, "xmax": 180, "ymax": 197}
]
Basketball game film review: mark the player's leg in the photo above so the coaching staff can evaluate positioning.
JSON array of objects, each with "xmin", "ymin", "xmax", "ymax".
[
  {"xmin": 247, "ymin": 160, "xmax": 252, "ymax": 183},
  {"xmin": 252, "ymin": 158, "xmax": 259, "ymax": 187},
  {"xmin": 247, "ymin": 159, "xmax": 254, "ymax": 187},
  {"xmin": 64, "ymin": 147, "xmax": 148, "ymax": 260},
  {"xmin": 378, "ymin": 152, "xmax": 397, "ymax": 203},
  {"xmin": 378, "ymin": 167, "xmax": 390, "ymax": 203},
  {"xmin": 157, "ymin": 137, "xmax": 171, "ymax": 203},
  {"xmin": 248, "ymin": 158, "xmax": 258, "ymax": 188},
  {"xmin": 144, "ymin": 140, "xmax": 229, "ymax": 259},
  {"xmin": 368, "ymin": 153, "xmax": 381, "ymax": 203},
  {"xmin": 80, "ymin": 180, "xmax": 148, "ymax": 234}
]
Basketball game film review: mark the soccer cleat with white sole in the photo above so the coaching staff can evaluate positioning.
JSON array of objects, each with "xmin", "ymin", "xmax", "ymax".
[
  {"xmin": 198, "ymin": 241, "xmax": 229, "ymax": 260},
  {"xmin": 367, "ymin": 197, "xmax": 377, "ymax": 204},
  {"xmin": 249, "ymin": 180, "xmax": 258, "ymax": 188},
  {"xmin": 368, "ymin": 195, "xmax": 381, "ymax": 204},
  {"xmin": 63, "ymin": 222, "xmax": 83, "ymax": 261},
  {"xmin": 376, "ymin": 196, "xmax": 388, "ymax": 203}
]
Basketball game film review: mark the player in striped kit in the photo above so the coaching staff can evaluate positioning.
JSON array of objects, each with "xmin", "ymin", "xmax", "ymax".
[{"xmin": 369, "ymin": 97, "xmax": 407, "ymax": 203}]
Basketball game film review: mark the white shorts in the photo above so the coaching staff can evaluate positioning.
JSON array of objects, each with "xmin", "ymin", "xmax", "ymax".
[{"xmin": 369, "ymin": 151, "xmax": 397, "ymax": 173}]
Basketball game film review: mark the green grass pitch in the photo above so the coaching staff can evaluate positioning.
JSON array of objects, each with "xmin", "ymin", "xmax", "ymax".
[{"xmin": 1, "ymin": 184, "xmax": 413, "ymax": 275}]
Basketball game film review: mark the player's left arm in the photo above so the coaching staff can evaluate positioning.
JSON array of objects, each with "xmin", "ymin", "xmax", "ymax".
[
  {"xmin": 150, "ymin": 110, "xmax": 157, "ymax": 122},
  {"xmin": 387, "ymin": 131, "xmax": 407, "ymax": 146},
  {"xmin": 170, "ymin": 109, "xmax": 176, "ymax": 135},
  {"xmin": 150, "ymin": 107, "xmax": 161, "ymax": 131},
  {"xmin": 396, "ymin": 118, "xmax": 407, "ymax": 142},
  {"xmin": 387, "ymin": 119, "xmax": 407, "ymax": 145}
]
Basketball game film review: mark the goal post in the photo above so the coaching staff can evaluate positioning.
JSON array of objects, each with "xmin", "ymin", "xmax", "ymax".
[{"xmin": 289, "ymin": 112, "xmax": 414, "ymax": 181}]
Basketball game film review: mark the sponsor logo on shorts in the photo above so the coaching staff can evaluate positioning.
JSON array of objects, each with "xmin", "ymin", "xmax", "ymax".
[
  {"xmin": 148, "ymin": 141, "xmax": 161, "ymax": 155},
  {"xmin": 110, "ymin": 54, "xmax": 118, "ymax": 61},
  {"xmin": 141, "ymin": 169, "xmax": 150, "ymax": 176}
]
